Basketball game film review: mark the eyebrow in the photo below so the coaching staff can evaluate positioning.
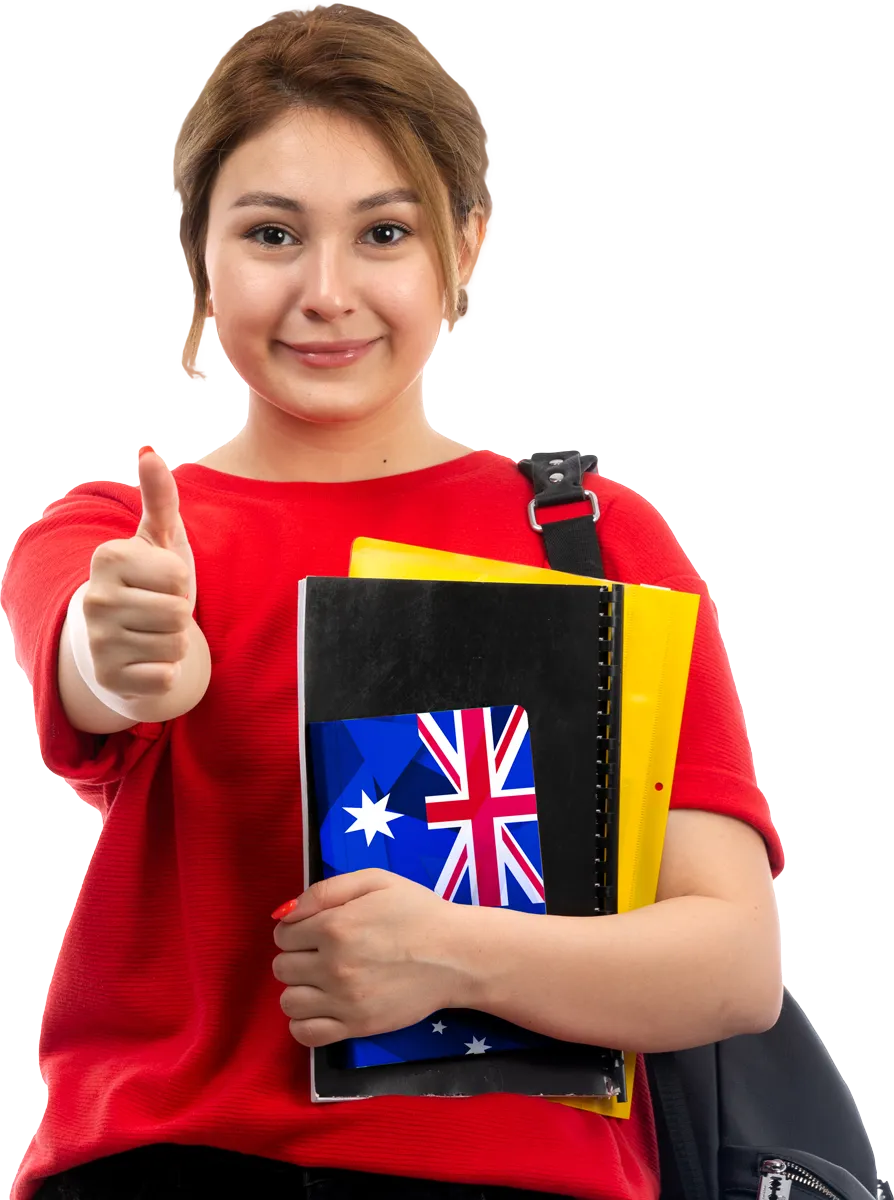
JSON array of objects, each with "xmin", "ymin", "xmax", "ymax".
[{"xmin": 230, "ymin": 188, "xmax": 421, "ymax": 214}]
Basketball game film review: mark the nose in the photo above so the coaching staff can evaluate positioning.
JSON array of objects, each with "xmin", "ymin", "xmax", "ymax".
[{"xmin": 297, "ymin": 241, "xmax": 357, "ymax": 320}]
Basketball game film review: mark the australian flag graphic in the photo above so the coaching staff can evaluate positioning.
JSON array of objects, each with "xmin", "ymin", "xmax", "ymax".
[{"xmin": 308, "ymin": 704, "xmax": 550, "ymax": 1067}]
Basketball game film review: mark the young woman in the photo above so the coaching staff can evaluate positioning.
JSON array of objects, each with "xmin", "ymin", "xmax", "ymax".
[{"xmin": 2, "ymin": 6, "xmax": 784, "ymax": 1198}]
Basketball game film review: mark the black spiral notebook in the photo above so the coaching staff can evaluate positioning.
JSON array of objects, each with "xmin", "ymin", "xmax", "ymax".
[{"xmin": 297, "ymin": 575, "xmax": 624, "ymax": 1102}]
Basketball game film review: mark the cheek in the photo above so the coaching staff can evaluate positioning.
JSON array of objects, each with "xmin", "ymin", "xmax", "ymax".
[
  {"xmin": 364, "ymin": 276, "xmax": 441, "ymax": 348},
  {"xmin": 211, "ymin": 277, "xmax": 282, "ymax": 380},
  {"xmin": 235, "ymin": 268, "xmax": 285, "ymax": 322},
  {"xmin": 378, "ymin": 267, "xmax": 443, "ymax": 329},
  {"xmin": 213, "ymin": 259, "xmax": 283, "ymax": 327}
]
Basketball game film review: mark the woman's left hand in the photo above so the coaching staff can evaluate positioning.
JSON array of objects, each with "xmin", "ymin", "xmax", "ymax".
[{"xmin": 272, "ymin": 869, "xmax": 468, "ymax": 1047}]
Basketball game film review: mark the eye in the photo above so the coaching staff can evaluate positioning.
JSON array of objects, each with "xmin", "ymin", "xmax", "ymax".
[{"xmin": 242, "ymin": 221, "xmax": 414, "ymax": 251}]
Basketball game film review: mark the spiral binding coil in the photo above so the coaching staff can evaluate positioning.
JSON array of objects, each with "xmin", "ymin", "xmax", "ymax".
[
  {"xmin": 593, "ymin": 588, "xmax": 622, "ymax": 916},
  {"xmin": 577, "ymin": 585, "xmax": 626, "ymax": 1099}
]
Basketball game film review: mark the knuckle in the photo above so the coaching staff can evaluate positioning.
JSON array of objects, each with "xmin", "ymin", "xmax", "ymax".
[
  {"xmin": 92, "ymin": 664, "xmax": 115, "ymax": 690},
  {"xmin": 127, "ymin": 665, "xmax": 172, "ymax": 697},
  {"xmin": 86, "ymin": 626, "xmax": 111, "ymax": 656},
  {"xmin": 157, "ymin": 664, "xmax": 177, "ymax": 692},
  {"xmin": 156, "ymin": 548, "xmax": 189, "ymax": 592},
  {"xmin": 330, "ymin": 957, "xmax": 354, "ymax": 986},
  {"xmin": 297, "ymin": 1020, "xmax": 331, "ymax": 1049},
  {"xmin": 82, "ymin": 585, "xmax": 114, "ymax": 618},
  {"xmin": 320, "ymin": 911, "xmax": 347, "ymax": 946},
  {"xmin": 175, "ymin": 597, "xmax": 193, "ymax": 627},
  {"xmin": 288, "ymin": 1019, "xmax": 315, "ymax": 1047},
  {"xmin": 90, "ymin": 540, "xmax": 127, "ymax": 570}
]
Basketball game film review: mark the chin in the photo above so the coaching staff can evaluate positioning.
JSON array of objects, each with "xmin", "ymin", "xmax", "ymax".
[
  {"xmin": 268, "ymin": 389, "xmax": 396, "ymax": 426},
  {"xmin": 291, "ymin": 405, "xmax": 381, "ymax": 425}
]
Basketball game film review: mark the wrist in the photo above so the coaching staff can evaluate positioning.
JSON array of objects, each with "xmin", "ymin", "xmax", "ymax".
[{"xmin": 434, "ymin": 898, "xmax": 512, "ymax": 1012}]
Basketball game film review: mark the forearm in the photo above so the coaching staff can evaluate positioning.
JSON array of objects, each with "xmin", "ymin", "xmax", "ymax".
[
  {"xmin": 59, "ymin": 581, "xmax": 212, "ymax": 733},
  {"xmin": 443, "ymin": 893, "xmax": 783, "ymax": 1053}
]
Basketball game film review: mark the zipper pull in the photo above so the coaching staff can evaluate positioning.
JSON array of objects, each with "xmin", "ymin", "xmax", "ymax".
[{"xmin": 759, "ymin": 1159, "xmax": 793, "ymax": 1200}]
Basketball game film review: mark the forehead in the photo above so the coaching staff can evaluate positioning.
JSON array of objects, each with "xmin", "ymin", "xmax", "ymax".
[{"xmin": 211, "ymin": 108, "xmax": 406, "ymax": 206}]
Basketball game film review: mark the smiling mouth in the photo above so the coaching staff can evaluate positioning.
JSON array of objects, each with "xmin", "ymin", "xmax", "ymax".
[
  {"xmin": 279, "ymin": 338, "xmax": 381, "ymax": 367},
  {"xmin": 284, "ymin": 338, "xmax": 379, "ymax": 353}
]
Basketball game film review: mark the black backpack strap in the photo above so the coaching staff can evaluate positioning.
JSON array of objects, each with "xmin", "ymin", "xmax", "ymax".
[
  {"xmin": 519, "ymin": 450, "xmax": 713, "ymax": 1200},
  {"xmin": 517, "ymin": 451, "xmax": 605, "ymax": 578},
  {"xmin": 646, "ymin": 1053, "xmax": 713, "ymax": 1200}
]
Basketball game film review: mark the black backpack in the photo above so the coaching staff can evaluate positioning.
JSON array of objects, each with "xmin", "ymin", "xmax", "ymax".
[{"xmin": 517, "ymin": 451, "xmax": 891, "ymax": 1200}]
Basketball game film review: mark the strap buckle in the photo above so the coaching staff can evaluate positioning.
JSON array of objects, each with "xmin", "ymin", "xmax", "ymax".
[
  {"xmin": 517, "ymin": 450, "xmax": 600, "ymax": 532},
  {"xmin": 528, "ymin": 488, "xmax": 599, "ymax": 533}
]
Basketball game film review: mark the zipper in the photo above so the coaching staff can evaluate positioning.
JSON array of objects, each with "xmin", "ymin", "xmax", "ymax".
[{"xmin": 758, "ymin": 1157, "xmax": 843, "ymax": 1200}]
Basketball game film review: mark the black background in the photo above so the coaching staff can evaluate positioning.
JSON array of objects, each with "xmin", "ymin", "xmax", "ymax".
[{"xmin": 5, "ymin": 0, "xmax": 888, "ymax": 1180}]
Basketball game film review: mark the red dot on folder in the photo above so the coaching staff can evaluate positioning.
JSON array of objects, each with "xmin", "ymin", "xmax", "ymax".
[{"xmin": 654, "ymin": 782, "xmax": 664, "ymax": 791}]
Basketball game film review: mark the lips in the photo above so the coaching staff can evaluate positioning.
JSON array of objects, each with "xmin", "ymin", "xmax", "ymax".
[
  {"xmin": 280, "ymin": 338, "xmax": 380, "ymax": 369},
  {"xmin": 285, "ymin": 338, "xmax": 377, "ymax": 352}
]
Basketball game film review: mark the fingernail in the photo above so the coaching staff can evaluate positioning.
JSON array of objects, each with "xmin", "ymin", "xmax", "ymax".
[
  {"xmin": 139, "ymin": 446, "xmax": 155, "ymax": 459},
  {"xmin": 271, "ymin": 898, "xmax": 298, "ymax": 920}
]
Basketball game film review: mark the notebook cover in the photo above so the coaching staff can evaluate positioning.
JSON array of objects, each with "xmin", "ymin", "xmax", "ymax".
[{"xmin": 298, "ymin": 575, "xmax": 625, "ymax": 1102}]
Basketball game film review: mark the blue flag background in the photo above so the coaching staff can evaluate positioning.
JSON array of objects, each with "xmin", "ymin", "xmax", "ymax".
[{"xmin": 307, "ymin": 705, "xmax": 549, "ymax": 1067}]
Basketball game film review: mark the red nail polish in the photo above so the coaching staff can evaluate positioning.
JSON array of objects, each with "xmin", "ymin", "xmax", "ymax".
[
  {"xmin": 271, "ymin": 898, "xmax": 298, "ymax": 920},
  {"xmin": 139, "ymin": 446, "xmax": 155, "ymax": 459}
]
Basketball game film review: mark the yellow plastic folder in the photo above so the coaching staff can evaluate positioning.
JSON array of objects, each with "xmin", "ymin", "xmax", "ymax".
[{"xmin": 348, "ymin": 537, "xmax": 700, "ymax": 1118}]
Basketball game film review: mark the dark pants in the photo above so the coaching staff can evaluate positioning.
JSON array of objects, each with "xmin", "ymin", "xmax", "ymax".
[{"xmin": 34, "ymin": 1143, "xmax": 575, "ymax": 1199}]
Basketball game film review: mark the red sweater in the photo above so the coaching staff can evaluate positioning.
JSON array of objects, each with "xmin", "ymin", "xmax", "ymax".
[{"xmin": 1, "ymin": 449, "xmax": 784, "ymax": 1200}]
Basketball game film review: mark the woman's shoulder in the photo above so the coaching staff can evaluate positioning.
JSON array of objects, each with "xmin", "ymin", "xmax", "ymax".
[
  {"xmin": 584, "ymin": 469, "xmax": 701, "ymax": 586},
  {"xmin": 48, "ymin": 476, "xmax": 141, "ymax": 512}
]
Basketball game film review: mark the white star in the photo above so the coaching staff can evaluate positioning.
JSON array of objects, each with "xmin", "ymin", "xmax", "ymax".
[
  {"xmin": 464, "ymin": 1035, "xmax": 491, "ymax": 1055},
  {"xmin": 431, "ymin": 1021, "xmax": 447, "ymax": 1034},
  {"xmin": 343, "ymin": 789, "xmax": 404, "ymax": 846}
]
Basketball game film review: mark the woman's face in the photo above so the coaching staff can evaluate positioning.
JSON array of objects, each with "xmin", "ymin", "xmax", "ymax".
[{"xmin": 204, "ymin": 107, "xmax": 472, "ymax": 427}]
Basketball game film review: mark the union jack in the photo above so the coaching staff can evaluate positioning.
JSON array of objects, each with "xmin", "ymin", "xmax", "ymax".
[{"xmin": 416, "ymin": 706, "xmax": 544, "ymax": 908}]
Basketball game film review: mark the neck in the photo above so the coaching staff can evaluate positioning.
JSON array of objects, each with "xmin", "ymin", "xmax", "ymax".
[{"xmin": 208, "ymin": 382, "xmax": 474, "ymax": 483}]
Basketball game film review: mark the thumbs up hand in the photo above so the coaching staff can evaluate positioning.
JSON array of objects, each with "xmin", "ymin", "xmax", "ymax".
[
  {"xmin": 80, "ymin": 448, "xmax": 198, "ymax": 703},
  {"xmin": 134, "ymin": 447, "xmax": 197, "ymax": 612}
]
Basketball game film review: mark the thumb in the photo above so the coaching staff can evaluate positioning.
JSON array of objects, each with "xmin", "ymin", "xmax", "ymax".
[
  {"xmin": 136, "ymin": 446, "xmax": 183, "ymax": 551},
  {"xmin": 272, "ymin": 869, "xmax": 393, "ymax": 923}
]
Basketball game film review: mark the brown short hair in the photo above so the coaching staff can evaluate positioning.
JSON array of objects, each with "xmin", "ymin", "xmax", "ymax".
[{"xmin": 173, "ymin": 4, "xmax": 493, "ymax": 379}]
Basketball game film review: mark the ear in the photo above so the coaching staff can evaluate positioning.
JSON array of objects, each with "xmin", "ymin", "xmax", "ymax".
[
  {"xmin": 206, "ymin": 295, "xmax": 214, "ymax": 318},
  {"xmin": 458, "ymin": 207, "xmax": 487, "ymax": 287}
]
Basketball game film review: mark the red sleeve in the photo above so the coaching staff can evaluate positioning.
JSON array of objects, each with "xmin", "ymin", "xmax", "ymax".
[
  {"xmin": 593, "ymin": 476, "xmax": 785, "ymax": 877},
  {"xmin": 1, "ymin": 482, "xmax": 169, "ymax": 801}
]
